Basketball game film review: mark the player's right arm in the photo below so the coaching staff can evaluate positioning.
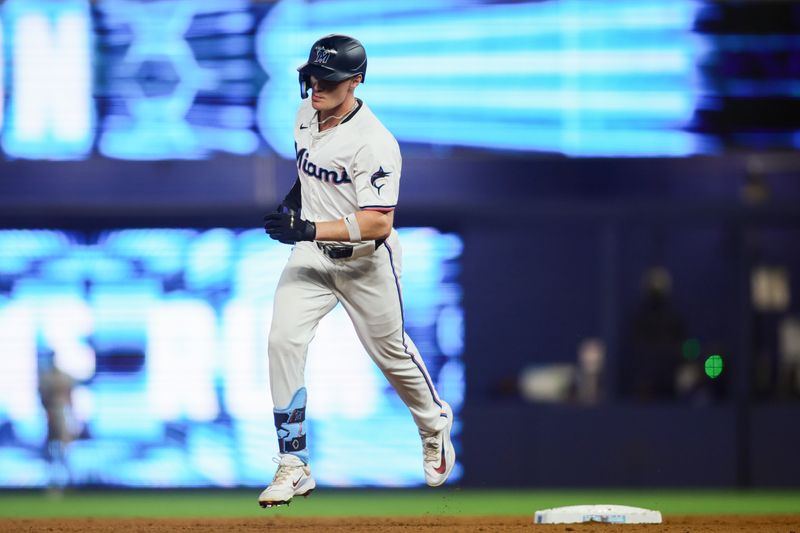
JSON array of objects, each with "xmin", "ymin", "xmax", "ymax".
[
  {"xmin": 276, "ymin": 140, "xmax": 304, "ymax": 212},
  {"xmin": 279, "ymin": 176, "xmax": 302, "ymax": 212}
]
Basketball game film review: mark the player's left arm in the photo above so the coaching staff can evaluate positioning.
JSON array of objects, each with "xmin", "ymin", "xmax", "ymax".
[
  {"xmin": 314, "ymin": 209, "xmax": 394, "ymax": 241},
  {"xmin": 305, "ymin": 137, "xmax": 399, "ymax": 242},
  {"xmin": 262, "ymin": 208, "xmax": 393, "ymax": 244}
]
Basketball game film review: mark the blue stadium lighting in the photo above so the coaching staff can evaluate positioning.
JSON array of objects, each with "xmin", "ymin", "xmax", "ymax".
[
  {"xmin": 1, "ymin": 0, "xmax": 93, "ymax": 159},
  {"xmin": 97, "ymin": 0, "xmax": 210, "ymax": 160},
  {"xmin": 40, "ymin": 251, "xmax": 134, "ymax": 283},
  {"xmin": 0, "ymin": 228, "xmax": 464, "ymax": 488},
  {"xmin": 436, "ymin": 306, "xmax": 464, "ymax": 357},
  {"xmin": 215, "ymin": 11, "xmax": 255, "ymax": 34},
  {"xmin": 183, "ymin": 1, "xmax": 252, "ymax": 39},
  {"xmin": 0, "ymin": 0, "xmax": 731, "ymax": 159},
  {"xmin": 0, "ymin": 449, "xmax": 47, "ymax": 488},
  {"xmin": 87, "ymin": 378, "xmax": 163, "ymax": 439},
  {"xmin": 0, "ymin": 230, "xmax": 71, "ymax": 275},
  {"xmin": 436, "ymin": 359, "xmax": 465, "ymax": 414},
  {"xmin": 0, "ymin": 22, "xmax": 4, "ymax": 133},
  {"xmin": 378, "ymin": 114, "xmax": 698, "ymax": 156},
  {"xmin": 90, "ymin": 281, "xmax": 161, "ymax": 352},
  {"xmin": 257, "ymin": 0, "xmax": 703, "ymax": 157},
  {"xmin": 185, "ymin": 228, "xmax": 235, "ymax": 290},
  {"xmin": 99, "ymin": 229, "xmax": 198, "ymax": 276},
  {"xmin": 218, "ymin": 105, "xmax": 256, "ymax": 129},
  {"xmin": 192, "ymin": 126, "xmax": 259, "ymax": 155},
  {"xmin": 97, "ymin": 0, "xmax": 259, "ymax": 159}
]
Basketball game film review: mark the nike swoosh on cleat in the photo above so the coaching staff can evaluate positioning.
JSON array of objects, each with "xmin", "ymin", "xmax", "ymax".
[
  {"xmin": 292, "ymin": 477, "xmax": 303, "ymax": 488},
  {"xmin": 434, "ymin": 444, "xmax": 447, "ymax": 475}
]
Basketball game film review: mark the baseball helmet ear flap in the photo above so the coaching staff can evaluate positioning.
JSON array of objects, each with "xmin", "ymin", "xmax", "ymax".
[{"xmin": 299, "ymin": 73, "xmax": 312, "ymax": 99}]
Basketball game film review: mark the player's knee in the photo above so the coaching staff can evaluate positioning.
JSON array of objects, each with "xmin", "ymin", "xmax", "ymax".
[
  {"xmin": 268, "ymin": 326, "xmax": 304, "ymax": 357},
  {"xmin": 367, "ymin": 334, "xmax": 412, "ymax": 366}
]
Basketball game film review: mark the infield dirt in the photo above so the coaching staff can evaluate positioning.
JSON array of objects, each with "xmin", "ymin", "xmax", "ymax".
[{"xmin": 1, "ymin": 515, "xmax": 799, "ymax": 532}]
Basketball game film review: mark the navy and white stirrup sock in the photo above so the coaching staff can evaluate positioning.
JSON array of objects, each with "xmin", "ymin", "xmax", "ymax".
[{"xmin": 273, "ymin": 387, "xmax": 309, "ymax": 464}]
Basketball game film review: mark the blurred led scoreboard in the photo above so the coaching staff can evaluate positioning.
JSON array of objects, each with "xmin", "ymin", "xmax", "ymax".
[
  {"xmin": 0, "ymin": 227, "xmax": 464, "ymax": 487},
  {"xmin": 0, "ymin": 0, "xmax": 796, "ymax": 160}
]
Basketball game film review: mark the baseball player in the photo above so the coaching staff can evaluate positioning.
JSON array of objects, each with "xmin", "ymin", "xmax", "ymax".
[
  {"xmin": 38, "ymin": 353, "xmax": 75, "ymax": 494},
  {"xmin": 258, "ymin": 34, "xmax": 455, "ymax": 508}
]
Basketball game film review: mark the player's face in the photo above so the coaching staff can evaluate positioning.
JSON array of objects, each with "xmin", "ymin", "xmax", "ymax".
[{"xmin": 309, "ymin": 75, "xmax": 357, "ymax": 111}]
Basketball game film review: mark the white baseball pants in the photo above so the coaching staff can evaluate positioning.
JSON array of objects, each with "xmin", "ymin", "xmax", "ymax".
[{"xmin": 267, "ymin": 231, "xmax": 448, "ymax": 435}]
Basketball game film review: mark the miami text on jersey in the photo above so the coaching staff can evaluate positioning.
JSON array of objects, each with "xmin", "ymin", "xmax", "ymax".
[{"xmin": 296, "ymin": 148, "xmax": 352, "ymax": 185}]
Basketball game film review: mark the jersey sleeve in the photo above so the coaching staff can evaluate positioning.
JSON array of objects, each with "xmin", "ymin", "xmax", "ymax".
[{"xmin": 351, "ymin": 138, "xmax": 401, "ymax": 212}]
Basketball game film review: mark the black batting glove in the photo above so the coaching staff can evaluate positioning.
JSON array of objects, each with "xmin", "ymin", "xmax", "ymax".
[
  {"xmin": 263, "ymin": 212, "xmax": 316, "ymax": 245},
  {"xmin": 275, "ymin": 203, "xmax": 294, "ymax": 215}
]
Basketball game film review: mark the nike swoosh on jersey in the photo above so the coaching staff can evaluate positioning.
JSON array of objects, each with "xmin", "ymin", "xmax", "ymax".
[{"xmin": 299, "ymin": 124, "xmax": 308, "ymax": 130}]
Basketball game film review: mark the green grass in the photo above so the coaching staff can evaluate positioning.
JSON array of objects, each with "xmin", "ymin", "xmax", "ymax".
[{"xmin": 0, "ymin": 489, "xmax": 799, "ymax": 518}]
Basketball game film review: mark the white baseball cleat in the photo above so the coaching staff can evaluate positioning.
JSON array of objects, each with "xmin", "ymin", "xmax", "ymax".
[
  {"xmin": 258, "ymin": 454, "xmax": 315, "ymax": 508},
  {"xmin": 420, "ymin": 401, "xmax": 455, "ymax": 487}
]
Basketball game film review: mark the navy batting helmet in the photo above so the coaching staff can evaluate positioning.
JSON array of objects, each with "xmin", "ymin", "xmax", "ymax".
[{"xmin": 297, "ymin": 34, "xmax": 367, "ymax": 99}]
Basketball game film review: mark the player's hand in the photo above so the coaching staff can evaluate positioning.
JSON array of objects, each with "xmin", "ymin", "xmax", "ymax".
[
  {"xmin": 263, "ymin": 212, "xmax": 316, "ymax": 245},
  {"xmin": 275, "ymin": 203, "xmax": 294, "ymax": 215}
]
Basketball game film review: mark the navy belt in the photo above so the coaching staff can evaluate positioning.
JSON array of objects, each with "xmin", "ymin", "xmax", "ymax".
[{"xmin": 317, "ymin": 238, "xmax": 385, "ymax": 259}]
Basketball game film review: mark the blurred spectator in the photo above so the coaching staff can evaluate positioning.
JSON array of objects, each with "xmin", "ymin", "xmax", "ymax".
[
  {"xmin": 751, "ymin": 264, "xmax": 794, "ymax": 399},
  {"xmin": 622, "ymin": 267, "xmax": 686, "ymax": 401},
  {"xmin": 38, "ymin": 353, "xmax": 76, "ymax": 496},
  {"xmin": 778, "ymin": 314, "xmax": 800, "ymax": 398},
  {"xmin": 575, "ymin": 338, "xmax": 605, "ymax": 405}
]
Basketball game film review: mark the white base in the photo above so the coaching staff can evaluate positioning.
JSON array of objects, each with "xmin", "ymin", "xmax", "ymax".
[{"xmin": 534, "ymin": 504, "xmax": 662, "ymax": 524}]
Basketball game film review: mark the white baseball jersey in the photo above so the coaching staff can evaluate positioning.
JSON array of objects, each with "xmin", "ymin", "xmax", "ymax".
[{"xmin": 293, "ymin": 98, "xmax": 401, "ymax": 225}]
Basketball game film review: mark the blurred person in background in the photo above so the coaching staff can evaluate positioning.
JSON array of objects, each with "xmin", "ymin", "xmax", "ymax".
[
  {"xmin": 622, "ymin": 266, "xmax": 686, "ymax": 401},
  {"xmin": 38, "ymin": 351, "xmax": 75, "ymax": 496},
  {"xmin": 778, "ymin": 314, "xmax": 800, "ymax": 398}
]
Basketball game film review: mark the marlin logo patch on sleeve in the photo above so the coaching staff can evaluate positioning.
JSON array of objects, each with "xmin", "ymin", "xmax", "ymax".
[{"xmin": 370, "ymin": 167, "xmax": 391, "ymax": 195}]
